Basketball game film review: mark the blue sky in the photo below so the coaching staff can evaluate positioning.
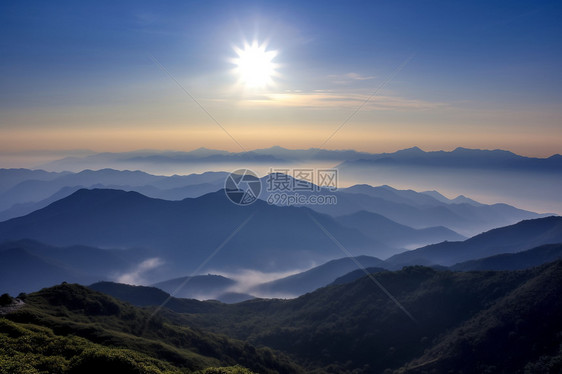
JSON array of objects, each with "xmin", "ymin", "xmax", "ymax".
[{"xmin": 1, "ymin": 0, "xmax": 561, "ymax": 157}]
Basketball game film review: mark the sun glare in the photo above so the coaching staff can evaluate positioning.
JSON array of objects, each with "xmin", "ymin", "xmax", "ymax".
[{"xmin": 232, "ymin": 40, "xmax": 278, "ymax": 88}]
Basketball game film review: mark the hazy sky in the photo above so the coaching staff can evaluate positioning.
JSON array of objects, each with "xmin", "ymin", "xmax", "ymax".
[{"xmin": 1, "ymin": 0, "xmax": 561, "ymax": 158}]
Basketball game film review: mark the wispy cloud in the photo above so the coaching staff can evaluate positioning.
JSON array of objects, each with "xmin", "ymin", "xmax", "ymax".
[
  {"xmin": 329, "ymin": 72, "xmax": 376, "ymax": 84},
  {"xmin": 213, "ymin": 268, "xmax": 309, "ymax": 298},
  {"xmin": 116, "ymin": 258, "xmax": 164, "ymax": 285},
  {"xmin": 238, "ymin": 91, "xmax": 446, "ymax": 111}
]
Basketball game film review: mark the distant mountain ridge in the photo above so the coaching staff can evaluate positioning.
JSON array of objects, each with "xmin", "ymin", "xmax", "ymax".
[
  {"xmin": 248, "ymin": 224, "xmax": 562, "ymax": 297},
  {"xmin": 0, "ymin": 188, "xmax": 386, "ymax": 277},
  {"xmin": 450, "ymin": 243, "xmax": 562, "ymax": 271},
  {"xmin": 37, "ymin": 146, "xmax": 562, "ymax": 171},
  {"xmin": 387, "ymin": 216, "xmax": 562, "ymax": 266},
  {"xmin": 315, "ymin": 185, "xmax": 545, "ymax": 237},
  {"xmin": 0, "ymin": 168, "xmax": 228, "ymax": 216},
  {"xmin": 0, "ymin": 167, "xmax": 550, "ymax": 236},
  {"xmin": 336, "ymin": 210, "xmax": 466, "ymax": 248},
  {"xmin": 337, "ymin": 146, "xmax": 562, "ymax": 171},
  {"xmin": 259, "ymin": 173, "xmax": 546, "ymax": 237}
]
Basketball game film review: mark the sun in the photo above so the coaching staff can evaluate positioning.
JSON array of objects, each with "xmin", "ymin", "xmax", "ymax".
[{"xmin": 232, "ymin": 40, "xmax": 278, "ymax": 89}]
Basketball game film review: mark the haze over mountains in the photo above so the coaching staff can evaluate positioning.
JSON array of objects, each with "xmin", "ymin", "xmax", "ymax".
[
  {"xmin": 3, "ymin": 0, "xmax": 561, "ymax": 369},
  {"xmin": 1, "ymin": 148, "xmax": 560, "ymax": 302},
  {"xmin": 0, "ymin": 168, "xmax": 228, "ymax": 219},
  {"xmin": 2, "ymin": 149, "xmax": 562, "ymax": 373},
  {"xmin": 38, "ymin": 146, "xmax": 562, "ymax": 171},
  {"xmin": 80, "ymin": 261, "xmax": 562, "ymax": 373},
  {"xmin": 0, "ymin": 166, "xmax": 548, "ymax": 236},
  {"xmin": 1, "ymin": 206, "xmax": 560, "ymax": 299},
  {"xmin": 0, "ymin": 184, "xmax": 551, "ymax": 261},
  {"xmin": 6, "ymin": 145, "xmax": 561, "ymax": 217},
  {"xmin": 386, "ymin": 216, "xmax": 562, "ymax": 266}
]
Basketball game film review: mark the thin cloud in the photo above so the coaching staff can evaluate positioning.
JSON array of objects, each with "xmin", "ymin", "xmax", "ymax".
[
  {"xmin": 116, "ymin": 257, "xmax": 164, "ymax": 285},
  {"xmin": 213, "ymin": 268, "xmax": 310, "ymax": 298},
  {"xmin": 239, "ymin": 91, "xmax": 446, "ymax": 111},
  {"xmin": 329, "ymin": 72, "xmax": 376, "ymax": 84}
]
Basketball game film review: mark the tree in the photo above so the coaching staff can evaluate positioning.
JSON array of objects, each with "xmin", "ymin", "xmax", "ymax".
[{"xmin": 0, "ymin": 293, "xmax": 12, "ymax": 306}]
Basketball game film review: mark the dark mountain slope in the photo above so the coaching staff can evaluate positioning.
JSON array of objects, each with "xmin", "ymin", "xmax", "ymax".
[
  {"xmin": 0, "ymin": 168, "xmax": 228, "ymax": 220},
  {"xmin": 152, "ymin": 274, "xmax": 236, "ymax": 299},
  {"xmin": 2, "ymin": 283, "xmax": 302, "ymax": 373},
  {"xmin": 0, "ymin": 188, "xmax": 385, "ymax": 275},
  {"xmin": 0, "ymin": 168, "xmax": 163, "ymax": 211},
  {"xmin": 171, "ymin": 266, "xmax": 540, "ymax": 372},
  {"xmin": 88, "ymin": 281, "xmax": 223, "ymax": 313},
  {"xmin": 330, "ymin": 266, "xmax": 389, "ymax": 285},
  {"xmin": 0, "ymin": 185, "xmax": 83, "ymax": 221},
  {"xmin": 0, "ymin": 239, "xmax": 132, "ymax": 276},
  {"xmin": 92, "ymin": 262, "xmax": 562, "ymax": 373},
  {"xmin": 336, "ymin": 210, "xmax": 465, "ymax": 248},
  {"xmin": 0, "ymin": 247, "xmax": 90, "ymax": 294},
  {"xmin": 387, "ymin": 216, "xmax": 562, "ymax": 266},
  {"xmin": 252, "ymin": 255, "xmax": 388, "ymax": 297},
  {"xmin": 397, "ymin": 260, "xmax": 562, "ymax": 374},
  {"xmin": 451, "ymin": 242, "xmax": 562, "ymax": 271}
]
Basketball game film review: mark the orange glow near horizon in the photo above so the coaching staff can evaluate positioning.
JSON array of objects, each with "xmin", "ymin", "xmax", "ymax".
[{"xmin": 1, "ymin": 124, "xmax": 561, "ymax": 159}]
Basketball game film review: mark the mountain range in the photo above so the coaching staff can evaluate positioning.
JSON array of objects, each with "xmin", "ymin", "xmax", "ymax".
[
  {"xmin": 337, "ymin": 146, "xmax": 562, "ymax": 170},
  {"xmin": 0, "ymin": 239, "xmax": 144, "ymax": 295},
  {"xmin": 3, "ymin": 213, "xmax": 561, "ymax": 299},
  {"xmin": 0, "ymin": 180, "xmax": 560, "ymax": 297},
  {"xmin": 251, "ymin": 255, "xmax": 388, "ymax": 297},
  {"xmin": 450, "ymin": 243, "xmax": 562, "ymax": 271},
  {"xmin": 37, "ymin": 146, "xmax": 562, "ymax": 171},
  {"xmin": 241, "ymin": 218, "xmax": 562, "ymax": 297},
  {"xmin": 0, "ymin": 167, "xmax": 549, "ymax": 238},
  {"xmin": 305, "ymin": 186, "xmax": 544, "ymax": 237},
  {"xmin": 75, "ymin": 260, "xmax": 562, "ymax": 373},
  {"xmin": 18, "ymin": 145, "xmax": 560, "ymax": 216},
  {"xmin": 387, "ymin": 216, "xmax": 562, "ymax": 266},
  {"xmin": 0, "ymin": 282, "xmax": 300, "ymax": 373},
  {"xmin": 259, "ymin": 174, "xmax": 546, "ymax": 236},
  {"xmin": 0, "ymin": 188, "xmax": 385, "ymax": 279},
  {"xmin": 0, "ymin": 168, "xmax": 228, "ymax": 218}
]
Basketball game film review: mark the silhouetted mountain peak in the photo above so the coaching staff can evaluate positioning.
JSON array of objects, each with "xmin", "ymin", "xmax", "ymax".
[
  {"xmin": 395, "ymin": 146, "xmax": 424, "ymax": 155},
  {"xmin": 379, "ymin": 184, "xmax": 396, "ymax": 190}
]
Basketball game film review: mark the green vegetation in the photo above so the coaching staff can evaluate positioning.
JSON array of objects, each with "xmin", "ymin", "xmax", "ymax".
[
  {"xmin": 0, "ymin": 283, "xmax": 300, "ymax": 373},
  {"xmin": 395, "ymin": 260, "xmax": 562, "ymax": 373},
  {"xmin": 169, "ymin": 263, "xmax": 562, "ymax": 373},
  {"xmin": 3, "ymin": 262, "xmax": 562, "ymax": 373},
  {"xmin": 0, "ymin": 319, "xmax": 182, "ymax": 373}
]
